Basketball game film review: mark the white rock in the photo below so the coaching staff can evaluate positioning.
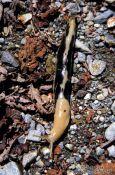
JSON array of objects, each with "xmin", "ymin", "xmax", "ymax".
[
  {"xmin": 111, "ymin": 101, "xmax": 115, "ymax": 115},
  {"xmin": 65, "ymin": 144, "xmax": 73, "ymax": 150},
  {"xmin": 36, "ymin": 159, "xmax": 44, "ymax": 167},
  {"xmin": 71, "ymin": 76, "xmax": 79, "ymax": 84},
  {"xmin": 84, "ymin": 93, "xmax": 91, "ymax": 100},
  {"xmin": 102, "ymin": 88, "xmax": 108, "ymax": 97},
  {"xmin": 97, "ymin": 94, "xmax": 105, "ymax": 100},
  {"xmin": 41, "ymin": 147, "xmax": 50, "ymax": 155},
  {"xmin": 99, "ymin": 116, "xmax": 105, "ymax": 122},
  {"xmin": 2, "ymin": 0, "xmax": 12, "ymax": 3},
  {"xmin": 18, "ymin": 13, "xmax": 32, "ymax": 24},
  {"xmin": 107, "ymin": 145, "xmax": 115, "ymax": 157},
  {"xmin": 88, "ymin": 59, "xmax": 106, "ymax": 76},
  {"xmin": 105, "ymin": 0, "xmax": 115, "ymax": 3},
  {"xmin": 105, "ymin": 122, "xmax": 115, "ymax": 141},
  {"xmin": 22, "ymin": 150, "xmax": 37, "ymax": 167},
  {"xmin": 26, "ymin": 130, "xmax": 41, "ymax": 142},
  {"xmin": 75, "ymin": 39, "xmax": 92, "ymax": 53}
]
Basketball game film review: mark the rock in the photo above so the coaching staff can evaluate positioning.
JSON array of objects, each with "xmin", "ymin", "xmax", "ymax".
[
  {"xmin": 76, "ymin": 90, "xmax": 87, "ymax": 99},
  {"xmin": 105, "ymin": 122, "xmax": 115, "ymax": 141},
  {"xmin": 22, "ymin": 150, "xmax": 37, "ymax": 167},
  {"xmin": 97, "ymin": 94, "xmax": 105, "ymax": 100},
  {"xmin": 84, "ymin": 11, "xmax": 94, "ymax": 21},
  {"xmin": 105, "ymin": 34, "xmax": 115, "ymax": 46},
  {"xmin": 36, "ymin": 124, "xmax": 45, "ymax": 135},
  {"xmin": 71, "ymin": 76, "xmax": 79, "ymax": 84},
  {"xmin": 88, "ymin": 59, "xmax": 106, "ymax": 76},
  {"xmin": 18, "ymin": 135, "xmax": 26, "ymax": 144},
  {"xmin": 105, "ymin": 0, "xmax": 115, "ymax": 3},
  {"xmin": 107, "ymin": 16, "xmax": 115, "ymax": 28},
  {"xmin": 96, "ymin": 147, "xmax": 104, "ymax": 156},
  {"xmin": 21, "ymin": 113, "xmax": 32, "ymax": 123},
  {"xmin": 94, "ymin": 10, "xmax": 114, "ymax": 24},
  {"xmin": 65, "ymin": 144, "xmax": 73, "ymax": 151},
  {"xmin": 0, "ymin": 161, "xmax": 21, "ymax": 175},
  {"xmin": 1, "ymin": 51, "xmax": 19, "ymax": 67},
  {"xmin": 0, "ymin": 38, "xmax": 5, "ymax": 44},
  {"xmin": 26, "ymin": 130, "xmax": 41, "ymax": 142},
  {"xmin": 18, "ymin": 13, "xmax": 32, "ymax": 24},
  {"xmin": 21, "ymin": 37, "xmax": 27, "ymax": 45},
  {"xmin": 84, "ymin": 93, "xmax": 91, "ymax": 100},
  {"xmin": 75, "ymin": 39, "xmax": 92, "ymax": 53},
  {"xmin": 77, "ymin": 52, "xmax": 86, "ymax": 63},
  {"xmin": 107, "ymin": 145, "xmax": 115, "ymax": 157},
  {"xmin": 65, "ymin": 2, "xmax": 81, "ymax": 14},
  {"xmin": 111, "ymin": 101, "xmax": 115, "ymax": 115},
  {"xmin": 41, "ymin": 147, "xmax": 50, "ymax": 155},
  {"xmin": 2, "ymin": 0, "xmax": 12, "ymax": 3},
  {"xmin": 36, "ymin": 159, "xmax": 44, "ymax": 167}
]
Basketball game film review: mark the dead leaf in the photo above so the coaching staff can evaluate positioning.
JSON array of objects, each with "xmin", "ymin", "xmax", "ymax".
[
  {"xmin": 47, "ymin": 169, "xmax": 63, "ymax": 175},
  {"xmin": 18, "ymin": 36, "xmax": 47, "ymax": 71},
  {"xmin": 85, "ymin": 108, "xmax": 95, "ymax": 123},
  {"xmin": 94, "ymin": 162, "xmax": 115, "ymax": 175},
  {"xmin": 28, "ymin": 84, "xmax": 48, "ymax": 113}
]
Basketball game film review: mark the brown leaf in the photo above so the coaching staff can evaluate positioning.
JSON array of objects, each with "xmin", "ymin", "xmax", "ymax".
[
  {"xmin": 28, "ymin": 84, "xmax": 48, "ymax": 113},
  {"xmin": 54, "ymin": 145, "xmax": 62, "ymax": 155},
  {"xmin": 85, "ymin": 108, "xmax": 95, "ymax": 123},
  {"xmin": 94, "ymin": 162, "xmax": 115, "ymax": 175},
  {"xmin": 47, "ymin": 169, "xmax": 63, "ymax": 175},
  {"xmin": 18, "ymin": 36, "xmax": 47, "ymax": 71}
]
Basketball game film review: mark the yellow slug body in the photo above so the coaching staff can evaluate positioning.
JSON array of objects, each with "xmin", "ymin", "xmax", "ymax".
[{"xmin": 45, "ymin": 18, "xmax": 76, "ymax": 156}]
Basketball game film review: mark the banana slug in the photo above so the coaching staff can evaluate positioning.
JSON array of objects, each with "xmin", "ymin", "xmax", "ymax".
[{"xmin": 46, "ymin": 17, "xmax": 76, "ymax": 156}]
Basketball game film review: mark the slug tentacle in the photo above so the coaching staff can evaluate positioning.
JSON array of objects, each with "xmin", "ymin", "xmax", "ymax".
[{"xmin": 45, "ymin": 17, "xmax": 77, "ymax": 157}]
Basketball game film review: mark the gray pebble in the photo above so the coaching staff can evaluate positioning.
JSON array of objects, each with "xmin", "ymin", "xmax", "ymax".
[
  {"xmin": 105, "ymin": 34, "xmax": 115, "ymax": 46},
  {"xmin": 26, "ymin": 130, "xmax": 41, "ymax": 142},
  {"xmin": 94, "ymin": 10, "xmax": 115, "ymax": 24},
  {"xmin": 77, "ymin": 52, "xmax": 86, "ymax": 63},
  {"xmin": 105, "ymin": 122, "xmax": 115, "ymax": 141},
  {"xmin": 0, "ymin": 38, "xmax": 5, "ymax": 44},
  {"xmin": 0, "ymin": 161, "xmax": 21, "ymax": 175},
  {"xmin": 111, "ymin": 101, "xmax": 115, "ymax": 115},
  {"xmin": 36, "ymin": 124, "xmax": 45, "ymax": 135},
  {"xmin": 1, "ymin": 51, "xmax": 19, "ymax": 67},
  {"xmin": 107, "ymin": 145, "xmax": 115, "ymax": 157},
  {"xmin": 22, "ymin": 150, "xmax": 38, "ymax": 167},
  {"xmin": 21, "ymin": 37, "xmax": 27, "ymax": 45},
  {"xmin": 96, "ymin": 146, "xmax": 104, "ymax": 156},
  {"xmin": 66, "ymin": 2, "xmax": 81, "ymax": 14},
  {"xmin": 21, "ymin": 113, "xmax": 32, "ymax": 123}
]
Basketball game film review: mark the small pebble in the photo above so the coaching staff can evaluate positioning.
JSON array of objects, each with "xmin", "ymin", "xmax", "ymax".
[
  {"xmin": 26, "ymin": 130, "xmax": 41, "ymax": 142},
  {"xmin": 84, "ymin": 93, "xmax": 91, "ymax": 100},
  {"xmin": 65, "ymin": 144, "xmax": 73, "ymax": 151},
  {"xmin": 22, "ymin": 150, "xmax": 37, "ymax": 167},
  {"xmin": 1, "ymin": 51, "xmax": 19, "ymax": 67},
  {"xmin": 88, "ymin": 59, "xmax": 106, "ymax": 76},
  {"xmin": 41, "ymin": 147, "xmax": 50, "ymax": 155},
  {"xmin": 96, "ymin": 146, "xmax": 104, "ymax": 156},
  {"xmin": 105, "ymin": 122, "xmax": 115, "ymax": 141},
  {"xmin": 111, "ymin": 101, "xmax": 115, "ymax": 115},
  {"xmin": 107, "ymin": 145, "xmax": 115, "ymax": 157}
]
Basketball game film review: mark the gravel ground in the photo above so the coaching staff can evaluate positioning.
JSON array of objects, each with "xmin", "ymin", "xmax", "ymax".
[{"xmin": 0, "ymin": 0, "xmax": 115, "ymax": 175}]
